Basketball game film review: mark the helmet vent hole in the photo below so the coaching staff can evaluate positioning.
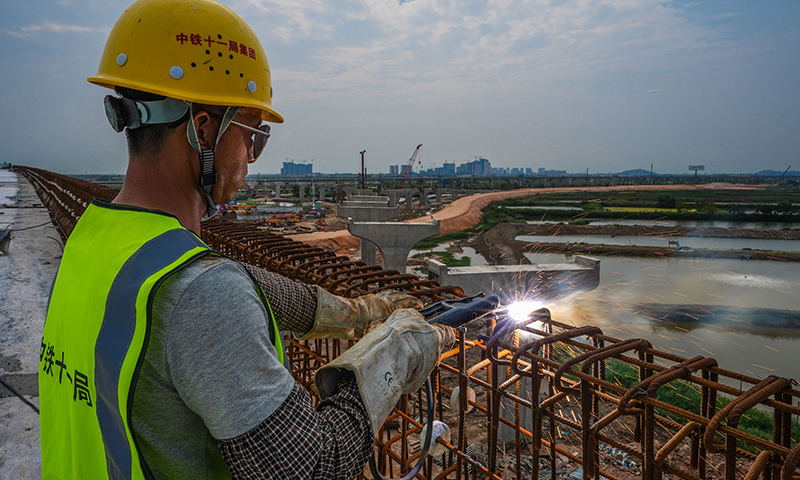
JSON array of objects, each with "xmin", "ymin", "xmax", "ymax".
[
  {"xmin": 209, "ymin": 66, "xmax": 214, "ymax": 72},
  {"xmin": 218, "ymin": 52, "xmax": 222, "ymax": 57},
  {"xmin": 239, "ymin": 73, "xmax": 244, "ymax": 78},
  {"xmin": 229, "ymin": 54, "xmax": 234, "ymax": 60},
  {"xmin": 191, "ymin": 62, "xmax": 196, "ymax": 68},
  {"xmin": 225, "ymin": 70, "xmax": 230, "ymax": 75},
  {"xmin": 217, "ymin": 34, "xmax": 222, "ymax": 39},
  {"xmin": 205, "ymin": 49, "xmax": 210, "ymax": 55}
]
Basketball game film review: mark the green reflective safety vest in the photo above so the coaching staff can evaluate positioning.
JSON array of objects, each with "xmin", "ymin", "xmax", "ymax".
[{"xmin": 39, "ymin": 201, "xmax": 283, "ymax": 480}]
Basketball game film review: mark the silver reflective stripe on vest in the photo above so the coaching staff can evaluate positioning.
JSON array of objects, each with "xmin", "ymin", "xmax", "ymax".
[{"xmin": 95, "ymin": 229, "xmax": 206, "ymax": 480}]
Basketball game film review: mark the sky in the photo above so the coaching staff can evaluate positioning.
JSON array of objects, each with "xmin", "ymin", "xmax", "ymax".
[{"xmin": 1, "ymin": 0, "xmax": 798, "ymax": 176}]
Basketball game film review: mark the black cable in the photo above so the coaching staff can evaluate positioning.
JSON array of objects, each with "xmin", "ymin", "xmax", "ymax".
[
  {"xmin": 369, "ymin": 377, "xmax": 434, "ymax": 480},
  {"xmin": 6, "ymin": 221, "xmax": 54, "ymax": 232},
  {"xmin": 0, "ymin": 376, "xmax": 39, "ymax": 414}
]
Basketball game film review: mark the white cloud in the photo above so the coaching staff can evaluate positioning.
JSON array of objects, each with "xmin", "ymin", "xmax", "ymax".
[
  {"xmin": 6, "ymin": 22, "xmax": 101, "ymax": 39},
  {"xmin": 269, "ymin": 0, "xmax": 723, "ymax": 107},
  {"xmin": 233, "ymin": 0, "xmax": 333, "ymax": 40}
]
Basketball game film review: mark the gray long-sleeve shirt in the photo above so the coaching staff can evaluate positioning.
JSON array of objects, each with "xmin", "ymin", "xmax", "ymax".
[{"xmin": 131, "ymin": 256, "xmax": 372, "ymax": 479}]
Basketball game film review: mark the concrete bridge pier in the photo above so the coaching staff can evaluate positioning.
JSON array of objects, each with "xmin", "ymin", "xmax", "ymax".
[
  {"xmin": 274, "ymin": 182, "xmax": 282, "ymax": 199},
  {"xmin": 404, "ymin": 190, "xmax": 414, "ymax": 210},
  {"xmin": 297, "ymin": 182, "xmax": 307, "ymax": 200},
  {"xmin": 384, "ymin": 190, "xmax": 402, "ymax": 207},
  {"xmin": 348, "ymin": 218, "xmax": 440, "ymax": 273},
  {"xmin": 360, "ymin": 239, "xmax": 378, "ymax": 265}
]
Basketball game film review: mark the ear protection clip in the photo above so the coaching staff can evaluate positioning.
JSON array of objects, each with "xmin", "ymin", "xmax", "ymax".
[
  {"xmin": 104, "ymin": 96, "xmax": 141, "ymax": 132},
  {"xmin": 103, "ymin": 96, "xmax": 191, "ymax": 132}
]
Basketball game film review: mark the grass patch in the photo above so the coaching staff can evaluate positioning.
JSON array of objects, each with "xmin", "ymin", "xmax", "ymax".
[
  {"xmin": 604, "ymin": 206, "xmax": 684, "ymax": 213},
  {"xmin": 414, "ymin": 230, "xmax": 477, "ymax": 249},
  {"xmin": 412, "ymin": 250, "xmax": 470, "ymax": 267},
  {"xmin": 604, "ymin": 359, "xmax": 799, "ymax": 450}
]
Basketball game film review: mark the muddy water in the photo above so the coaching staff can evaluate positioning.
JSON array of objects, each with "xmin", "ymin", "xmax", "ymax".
[{"xmin": 518, "ymin": 253, "xmax": 800, "ymax": 381}]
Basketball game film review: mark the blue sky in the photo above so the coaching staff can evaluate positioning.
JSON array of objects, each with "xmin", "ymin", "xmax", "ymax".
[{"xmin": 1, "ymin": 0, "xmax": 798, "ymax": 175}]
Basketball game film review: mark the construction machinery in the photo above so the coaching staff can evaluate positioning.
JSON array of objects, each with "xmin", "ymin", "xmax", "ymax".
[
  {"xmin": 260, "ymin": 213, "xmax": 303, "ymax": 227},
  {"xmin": 398, "ymin": 144, "xmax": 422, "ymax": 188},
  {"xmin": 223, "ymin": 204, "xmax": 258, "ymax": 215}
]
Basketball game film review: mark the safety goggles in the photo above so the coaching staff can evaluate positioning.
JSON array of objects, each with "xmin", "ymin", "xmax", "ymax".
[
  {"xmin": 208, "ymin": 112, "xmax": 271, "ymax": 159},
  {"xmin": 228, "ymin": 120, "xmax": 271, "ymax": 159}
]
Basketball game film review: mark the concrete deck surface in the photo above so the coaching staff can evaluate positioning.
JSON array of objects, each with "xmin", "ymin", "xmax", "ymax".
[{"xmin": 1, "ymin": 170, "xmax": 62, "ymax": 479}]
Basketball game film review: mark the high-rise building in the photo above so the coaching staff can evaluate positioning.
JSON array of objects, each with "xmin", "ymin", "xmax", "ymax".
[{"xmin": 281, "ymin": 161, "xmax": 313, "ymax": 176}]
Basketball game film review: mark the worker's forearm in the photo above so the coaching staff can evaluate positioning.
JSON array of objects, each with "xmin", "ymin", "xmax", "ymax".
[
  {"xmin": 217, "ymin": 373, "xmax": 373, "ymax": 480},
  {"xmin": 242, "ymin": 263, "xmax": 317, "ymax": 334}
]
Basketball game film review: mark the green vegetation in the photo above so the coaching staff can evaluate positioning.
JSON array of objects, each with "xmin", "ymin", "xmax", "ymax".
[
  {"xmin": 412, "ymin": 250, "xmax": 470, "ymax": 267},
  {"xmin": 490, "ymin": 202, "xmax": 800, "ymax": 223},
  {"xmin": 481, "ymin": 206, "xmax": 529, "ymax": 229},
  {"xmin": 497, "ymin": 188, "xmax": 800, "ymax": 209},
  {"xmin": 413, "ymin": 204, "xmax": 528, "ymax": 249},
  {"xmin": 414, "ymin": 186, "xmax": 799, "ymax": 249},
  {"xmin": 414, "ymin": 230, "xmax": 479, "ymax": 249},
  {"xmin": 604, "ymin": 359, "xmax": 799, "ymax": 450}
]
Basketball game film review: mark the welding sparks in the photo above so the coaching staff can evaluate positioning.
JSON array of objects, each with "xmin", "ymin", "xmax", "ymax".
[{"xmin": 505, "ymin": 300, "xmax": 546, "ymax": 322}]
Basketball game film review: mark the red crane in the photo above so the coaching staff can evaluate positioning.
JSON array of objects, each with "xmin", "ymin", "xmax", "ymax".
[{"xmin": 398, "ymin": 144, "xmax": 422, "ymax": 188}]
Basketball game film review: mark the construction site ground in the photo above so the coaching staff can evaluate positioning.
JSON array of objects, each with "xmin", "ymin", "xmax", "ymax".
[{"xmin": 0, "ymin": 172, "xmax": 61, "ymax": 479}]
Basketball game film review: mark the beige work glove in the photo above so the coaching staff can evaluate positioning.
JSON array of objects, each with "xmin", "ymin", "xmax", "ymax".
[
  {"xmin": 315, "ymin": 308, "xmax": 456, "ymax": 434},
  {"xmin": 297, "ymin": 287, "xmax": 423, "ymax": 340}
]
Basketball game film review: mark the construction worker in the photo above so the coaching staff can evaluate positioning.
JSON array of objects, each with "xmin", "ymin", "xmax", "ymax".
[{"xmin": 38, "ymin": 0, "xmax": 454, "ymax": 478}]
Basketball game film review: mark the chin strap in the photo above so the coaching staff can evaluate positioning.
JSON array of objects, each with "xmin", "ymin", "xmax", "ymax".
[{"xmin": 185, "ymin": 103, "xmax": 243, "ymax": 217}]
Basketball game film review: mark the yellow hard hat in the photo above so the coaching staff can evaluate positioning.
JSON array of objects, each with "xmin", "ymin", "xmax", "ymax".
[{"xmin": 88, "ymin": 0, "xmax": 283, "ymax": 123}]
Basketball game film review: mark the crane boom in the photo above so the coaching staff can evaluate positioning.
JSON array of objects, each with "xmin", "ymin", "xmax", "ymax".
[
  {"xmin": 399, "ymin": 144, "xmax": 422, "ymax": 188},
  {"xmin": 777, "ymin": 165, "xmax": 791, "ymax": 184}
]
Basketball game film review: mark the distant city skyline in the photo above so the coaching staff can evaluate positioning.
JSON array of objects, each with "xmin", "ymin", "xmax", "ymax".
[
  {"xmin": 279, "ymin": 158, "xmax": 797, "ymax": 178},
  {"xmin": 2, "ymin": 1, "xmax": 798, "ymax": 176}
]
